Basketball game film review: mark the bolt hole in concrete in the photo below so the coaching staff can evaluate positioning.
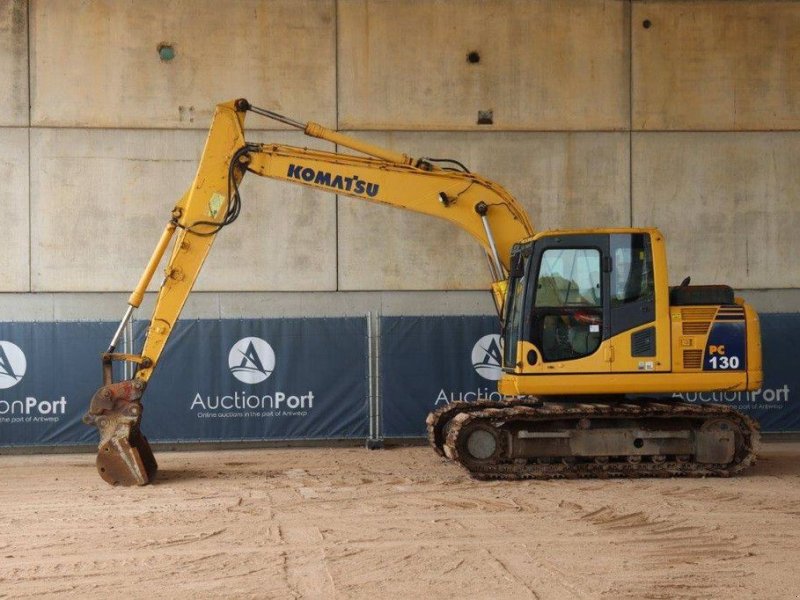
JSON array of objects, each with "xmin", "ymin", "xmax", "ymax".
[
  {"xmin": 642, "ymin": 19, "xmax": 652, "ymax": 29},
  {"xmin": 157, "ymin": 43, "xmax": 176, "ymax": 61},
  {"xmin": 466, "ymin": 50, "xmax": 481, "ymax": 64},
  {"xmin": 477, "ymin": 109, "xmax": 493, "ymax": 125}
]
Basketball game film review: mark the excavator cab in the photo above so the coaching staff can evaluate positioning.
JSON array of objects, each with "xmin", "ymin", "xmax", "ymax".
[
  {"xmin": 500, "ymin": 227, "xmax": 760, "ymax": 397},
  {"xmin": 503, "ymin": 230, "xmax": 658, "ymax": 377}
]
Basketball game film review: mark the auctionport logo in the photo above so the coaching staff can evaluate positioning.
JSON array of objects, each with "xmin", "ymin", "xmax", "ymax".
[
  {"xmin": 228, "ymin": 337, "xmax": 275, "ymax": 384},
  {"xmin": 193, "ymin": 335, "xmax": 314, "ymax": 417},
  {"xmin": 0, "ymin": 341, "xmax": 26, "ymax": 390},
  {"xmin": 471, "ymin": 334, "xmax": 503, "ymax": 381}
]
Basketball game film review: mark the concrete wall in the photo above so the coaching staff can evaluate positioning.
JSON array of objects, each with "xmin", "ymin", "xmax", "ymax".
[
  {"xmin": 0, "ymin": 0, "xmax": 26, "ymax": 126},
  {"xmin": 632, "ymin": 1, "xmax": 800, "ymax": 130},
  {"xmin": 633, "ymin": 132, "xmax": 800, "ymax": 289},
  {"xmin": 30, "ymin": 0, "xmax": 336, "ymax": 128},
  {"xmin": 30, "ymin": 129, "xmax": 337, "ymax": 291},
  {"xmin": 338, "ymin": 0, "xmax": 630, "ymax": 130},
  {"xmin": 1, "ymin": 0, "xmax": 799, "ymax": 319}
]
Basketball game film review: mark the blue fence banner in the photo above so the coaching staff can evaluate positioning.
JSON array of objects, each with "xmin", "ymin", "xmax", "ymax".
[
  {"xmin": 137, "ymin": 318, "xmax": 368, "ymax": 442},
  {"xmin": 379, "ymin": 314, "xmax": 800, "ymax": 436},
  {"xmin": 2, "ymin": 313, "xmax": 798, "ymax": 447},
  {"xmin": 0, "ymin": 322, "xmax": 112, "ymax": 446},
  {"xmin": 0, "ymin": 318, "xmax": 368, "ymax": 446},
  {"xmin": 380, "ymin": 316, "xmax": 503, "ymax": 437}
]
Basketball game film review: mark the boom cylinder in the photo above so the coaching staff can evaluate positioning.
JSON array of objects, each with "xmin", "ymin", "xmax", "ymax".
[
  {"xmin": 245, "ymin": 102, "xmax": 415, "ymax": 166},
  {"xmin": 128, "ymin": 221, "xmax": 177, "ymax": 308},
  {"xmin": 476, "ymin": 202, "xmax": 504, "ymax": 280},
  {"xmin": 304, "ymin": 122, "xmax": 415, "ymax": 166}
]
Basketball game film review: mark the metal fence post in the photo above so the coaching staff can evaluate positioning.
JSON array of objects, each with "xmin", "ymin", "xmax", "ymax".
[{"xmin": 366, "ymin": 311, "xmax": 384, "ymax": 449}]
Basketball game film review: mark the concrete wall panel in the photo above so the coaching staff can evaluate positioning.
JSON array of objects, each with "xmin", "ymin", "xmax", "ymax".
[
  {"xmin": 30, "ymin": 129, "xmax": 337, "ymax": 292},
  {"xmin": 0, "ymin": 128, "xmax": 29, "ymax": 292},
  {"xmin": 633, "ymin": 2, "xmax": 800, "ymax": 130},
  {"xmin": 632, "ymin": 132, "xmax": 800, "ymax": 289},
  {"xmin": 0, "ymin": 0, "xmax": 28, "ymax": 126},
  {"xmin": 338, "ymin": 0, "xmax": 629, "ymax": 130},
  {"xmin": 30, "ymin": 0, "xmax": 336, "ymax": 128},
  {"xmin": 339, "ymin": 131, "xmax": 629, "ymax": 290}
]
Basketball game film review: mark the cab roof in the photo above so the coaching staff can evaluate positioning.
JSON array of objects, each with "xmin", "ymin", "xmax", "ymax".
[{"xmin": 517, "ymin": 227, "xmax": 663, "ymax": 245}]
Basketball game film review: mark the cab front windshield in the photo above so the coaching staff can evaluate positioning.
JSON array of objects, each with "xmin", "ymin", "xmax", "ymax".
[
  {"xmin": 534, "ymin": 248, "xmax": 602, "ymax": 361},
  {"xmin": 535, "ymin": 249, "xmax": 601, "ymax": 308}
]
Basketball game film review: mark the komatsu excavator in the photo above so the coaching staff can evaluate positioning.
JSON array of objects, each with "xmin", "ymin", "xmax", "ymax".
[{"xmin": 83, "ymin": 99, "xmax": 760, "ymax": 485}]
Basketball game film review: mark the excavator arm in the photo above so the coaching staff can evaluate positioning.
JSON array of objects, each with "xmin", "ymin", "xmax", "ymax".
[{"xmin": 83, "ymin": 98, "xmax": 534, "ymax": 486}]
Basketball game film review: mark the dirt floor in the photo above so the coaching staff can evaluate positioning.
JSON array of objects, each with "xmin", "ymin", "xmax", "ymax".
[{"xmin": 0, "ymin": 443, "xmax": 798, "ymax": 599}]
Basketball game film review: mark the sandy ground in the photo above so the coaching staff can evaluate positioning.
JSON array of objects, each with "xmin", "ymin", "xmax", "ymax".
[{"xmin": 0, "ymin": 443, "xmax": 798, "ymax": 599}]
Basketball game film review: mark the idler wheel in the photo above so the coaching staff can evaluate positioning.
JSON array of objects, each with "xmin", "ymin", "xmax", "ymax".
[{"xmin": 458, "ymin": 421, "xmax": 505, "ymax": 464}]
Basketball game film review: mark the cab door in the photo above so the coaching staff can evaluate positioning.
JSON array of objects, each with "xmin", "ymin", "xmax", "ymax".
[{"xmin": 527, "ymin": 234, "xmax": 611, "ymax": 373}]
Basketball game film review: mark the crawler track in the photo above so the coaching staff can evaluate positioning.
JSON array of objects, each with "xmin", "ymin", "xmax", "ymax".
[{"xmin": 428, "ymin": 399, "xmax": 759, "ymax": 480}]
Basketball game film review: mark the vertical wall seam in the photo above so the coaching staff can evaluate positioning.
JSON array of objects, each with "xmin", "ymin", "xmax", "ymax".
[
  {"xmin": 27, "ymin": 0, "xmax": 32, "ymax": 292},
  {"xmin": 334, "ymin": 0, "xmax": 340, "ymax": 292},
  {"xmin": 628, "ymin": 0, "xmax": 634, "ymax": 228}
]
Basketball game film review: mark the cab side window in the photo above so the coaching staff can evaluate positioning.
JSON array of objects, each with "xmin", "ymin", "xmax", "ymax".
[
  {"xmin": 608, "ymin": 234, "xmax": 656, "ymax": 339},
  {"xmin": 611, "ymin": 235, "xmax": 654, "ymax": 306}
]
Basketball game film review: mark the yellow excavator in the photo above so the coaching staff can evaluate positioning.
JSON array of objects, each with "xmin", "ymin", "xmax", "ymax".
[{"xmin": 83, "ymin": 99, "xmax": 761, "ymax": 485}]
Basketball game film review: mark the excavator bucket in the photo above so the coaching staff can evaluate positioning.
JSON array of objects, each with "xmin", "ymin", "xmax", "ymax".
[{"xmin": 83, "ymin": 379, "xmax": 157, "ymax": 486}]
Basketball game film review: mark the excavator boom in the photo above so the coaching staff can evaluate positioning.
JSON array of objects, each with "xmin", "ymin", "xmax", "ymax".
[{"xmin": 83, "ymin": 99, "xmax": 534, "ymax": 485}]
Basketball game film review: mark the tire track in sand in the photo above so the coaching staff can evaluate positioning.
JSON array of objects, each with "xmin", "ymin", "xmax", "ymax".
[
  {"xmin": 560, "ymin": 496, "xmax": 755, "ymax": 599},
  {"xmin": 272, "ymin": 470, "xmax": 337, "ymax": 598}
]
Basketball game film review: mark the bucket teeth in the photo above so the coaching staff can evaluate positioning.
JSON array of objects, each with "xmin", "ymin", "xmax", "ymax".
[{"xmin": 84, "ymin": 379, "xmax": 158, "ymax": 486}]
